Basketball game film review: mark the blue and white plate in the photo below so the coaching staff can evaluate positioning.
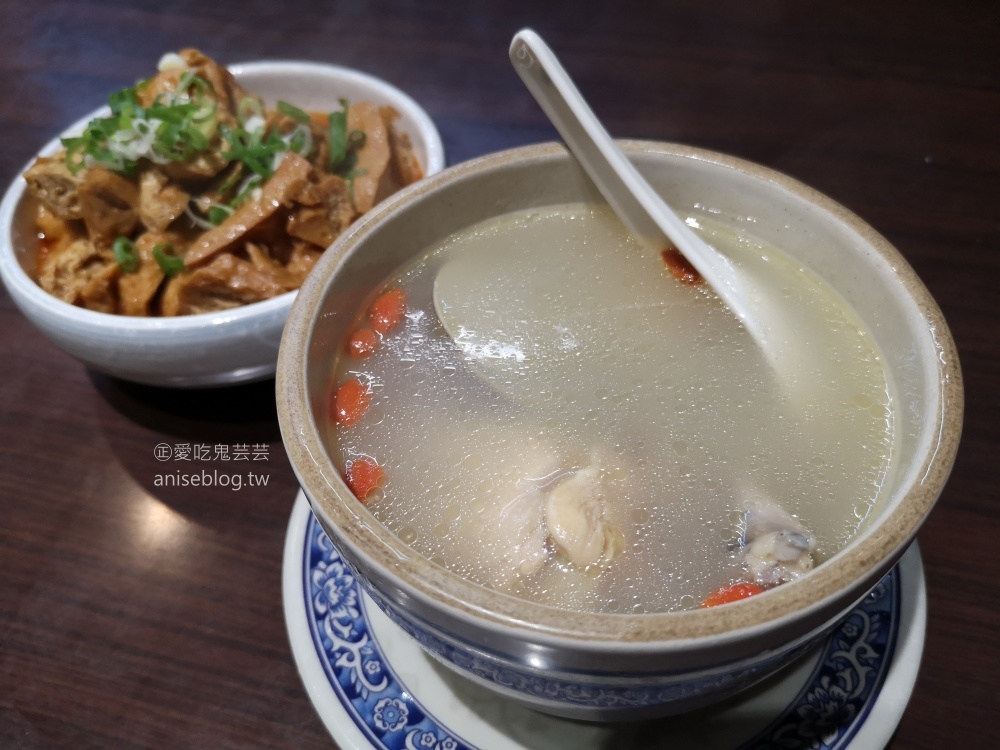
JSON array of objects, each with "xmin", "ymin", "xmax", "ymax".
[{"xmin": 282, "ymin": 492, "xmax": 925, "ymax": 750}]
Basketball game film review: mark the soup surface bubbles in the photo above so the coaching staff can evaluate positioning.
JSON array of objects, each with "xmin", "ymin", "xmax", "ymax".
[{"xmin": 328, "ymin": 204, "xmax": 895, "ymax": 614}]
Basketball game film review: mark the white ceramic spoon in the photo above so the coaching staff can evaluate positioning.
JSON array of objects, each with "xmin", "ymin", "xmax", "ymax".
[
  {"xmin": 506, "ymin": 28, "xmax": 773, "ymax": 353},
  {"xmin": 434, "ymin": 30, "xmax": 814, "ymax": 399}
]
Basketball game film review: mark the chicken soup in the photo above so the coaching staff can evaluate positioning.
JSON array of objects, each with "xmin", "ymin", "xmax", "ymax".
[{"xmin": 326, "ymin": 204, "xmax": 895, "ymax": 614}]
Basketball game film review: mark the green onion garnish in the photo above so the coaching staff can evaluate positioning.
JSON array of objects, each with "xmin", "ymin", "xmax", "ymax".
[
  {"xmin": 108, "ymin": 86, "xmax": 140, "ymax": 116},
  {"xmin": 237, "ymin": 96, "xmax": 264, "ymax": 124},
  {"xmin": 347, "ymin": 129, "xmax": 366, "ymax": 149},
  {"xmin": 112, "ymin": 236, "xmax": 138, "ymax": 273},
  {"xmin": 230, "ymin": 173, "xmax": 263, "ymax": 208},
  {"xmin": 326, "ymin": 100, "xmax": 369, "ymax": 179},
  {"xmin": 327, "ymin": 98, "xmax": 349, "ymax": 172},
  {"xmin": 221, "ymin": 123, "xmax": 287, "ymax": 179},
  {"xmin": 286, "ymin": 123, "xmax": 313, "ymax": 156},
  {"xmin": 177, "ymin": 69, "xmax": 211, "ymax": 98},
  {"xmin": 277, "ymin": 100, "xmax": 311, "ymax": 124},
  {"xmin": 60, "ymin": 75, "xmax": 217, "ymax": 175},
  {"xmin": 207, "ymin": 204, "xmax": 234, "ymax": 225},
  {"xmin": 152, "ymin": 244, "xmax": 186, "ymax": 276}
]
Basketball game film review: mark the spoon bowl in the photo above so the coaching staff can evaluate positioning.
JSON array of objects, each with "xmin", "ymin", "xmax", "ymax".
[
  {"xmin": 509, "ymin": 33, "xmax": 756, "ymax": 313},
  {"xmin": 435, "ymin": 29, "xmax": 808, "ymax": 382}
]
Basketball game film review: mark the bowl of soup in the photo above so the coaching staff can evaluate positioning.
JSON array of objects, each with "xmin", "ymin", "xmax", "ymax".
[
  {"xmin": 276, "ymin": 141, "xmax": 962, "ymax": 720},
  {"xmin": 0, "ymin": 51, "xmax": 445, "ymax": 387}
]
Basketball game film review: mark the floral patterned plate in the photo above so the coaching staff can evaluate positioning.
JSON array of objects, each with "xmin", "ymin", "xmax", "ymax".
[{"xmin": 282, "ymin": 492, "xmax": 925, "ymax": 750}]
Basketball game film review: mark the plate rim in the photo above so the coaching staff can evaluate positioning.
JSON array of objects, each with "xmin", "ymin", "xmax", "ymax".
[{"xmin": 282, "ymin": 491, "xmax": 925, "ymax": 749}]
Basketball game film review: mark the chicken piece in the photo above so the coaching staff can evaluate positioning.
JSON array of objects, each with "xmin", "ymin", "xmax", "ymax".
[
  {"xmin": 159, "ymin": 252, "xmax": 285, "ymax": 316},
  {"xmin": 545, "ymin": 463, "xmax": 616, "ymax": 567},
  {"xmin": 427, "ymin": 429, "xmax": 561, "ymax": 591},
  {"xmin": 37, "ymin": 238, "xmax": 120, "ymax": 313},
  {"xmin": 77, "ymin": 168, "xmax": 140, "ymax": 247},
  {"xmin": 117, "ymin": 232, "xmax": 174, "ymax": 316},
  {"xmin": 183, "ymin": 152, "xmax": 313, "ymax": 267},
  {"xmin": 502, "ymin": 487, "xmax": 551, "ymax": 577},
  {"xmin": 456, "ymin": 446, "xmax": 628, "ymax": 588},
  {"xmin": 286, "ymin": 173, "xmax": 356, "ymax": 248},
  {"xmin": 473, "ymin": 452, "xmax": 557, "ymax": 581},
  {"xmin": 24, "ymin": 156, "xmax": 83, "ymax": 220},
  {"xmin": 380, "ymin": 106, "xmax": 424, "ymax": 187},
  {"xmin": 446, "ymin": 477, "xmax": 550, "ymax": 588},
  {"xmin": 346, "ymin": 101, "xmax": 392, "ymax": 214},
  {"xmin": 138, "ymin": 169, "xmax": 190, "ymax": 231},
  {"xmin": 741, "ymin": 494, "xmax": 816, "ymax": 587}
]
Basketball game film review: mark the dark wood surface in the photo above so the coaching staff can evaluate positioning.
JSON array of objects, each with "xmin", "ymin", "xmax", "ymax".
[{"xmin": 1, "ymin": 1, "xmax": 996, "ymax": 747}]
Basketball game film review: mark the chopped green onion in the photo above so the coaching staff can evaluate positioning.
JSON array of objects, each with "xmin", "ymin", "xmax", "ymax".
[
  {"xmin": 230, "ymin": 173, "xmax": 263, "ymax": 207},
  {"xmin": 347, "ymin": 129, "xmax": 366, "ymax": 148},
  {"xmin": 327, "ymin": 128, "xmax": 367, "ymax": 178},
  {"xmin": 327, "ymin": 98, "xmax": 349, "ymax": 172},
  {"xmin": 185, "ymin": 198, "xmax": 234, "ymax": 229},
  {"xmin": 277, "ymin": 100, "xmax": 311, "ymax": 124},
  {"xmin": 286, "ymin": 123, "xmax": 313, "ymax": 156},
  {"xmin": 340, "ymin": 167, "xmax": 367, "ymax": 198},
  {"xmin": 207, "ymin": 204, "xmax": 234, "ymax": 225},
  {"xmin": 177, "ymin": 69, "xmax": 211, "ymax": 97},
  {"xmin": 326, "ymin": 100, "xmax": 369, "ymax": 179},
  {"xmin": 221, "ymin": 123, "xmax": 287, "ymax": 179},
  {"xmin": 61, "ymin": 75, "xmax": 217, "ymax": 175},
  {"xmin": 237, "ymin": 96, "xmax": 264, "ymax": 124},
  {"xmin": 108, "ymin": 85, "xmax": 140, "ymax": 116},
  {"xmin": 112, "ymin": 236, "xmax": 138, "ymax": 273},
  {"xmin": 152, "ymin": 244, "xmax": 186, "ymax": 276},
  {"xmin": 215, "ymin": 162, "xmax": 245, "ymax": 195},
  {"xmin": 336, "ymin": 149, "xmax": 360, "ymax": 178},
  {"xmin": 183, "ymin": 201, "xmax": 215, "ymax": 231}
]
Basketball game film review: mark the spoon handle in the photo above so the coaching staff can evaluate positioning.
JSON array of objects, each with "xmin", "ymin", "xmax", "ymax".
[{"xmin": 509, "ymin": 28, "xmax": 754, "ymax": 328}]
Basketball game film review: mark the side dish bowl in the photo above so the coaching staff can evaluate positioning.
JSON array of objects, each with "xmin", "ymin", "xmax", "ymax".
[
  {"xmin": 276, "ymin": 142, "xmax": 962, "ymax": 720},
  {"xmin": 0, "ymin": 60, "xmax": 444, "ymax": 387}
]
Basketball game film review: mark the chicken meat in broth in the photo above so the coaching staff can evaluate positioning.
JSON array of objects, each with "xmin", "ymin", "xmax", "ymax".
[{"xmin": 328, "ymin": 204, "xmax": 896, "ymax": 614}]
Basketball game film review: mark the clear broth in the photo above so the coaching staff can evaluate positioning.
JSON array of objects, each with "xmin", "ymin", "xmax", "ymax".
[{"xmin": 328, "ymin": 204, "xmax": 895, "ymax": 614}]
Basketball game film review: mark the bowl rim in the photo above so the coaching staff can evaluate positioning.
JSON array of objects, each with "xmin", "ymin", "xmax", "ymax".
[
  {"xmin": 0, "ymin": 58, "xmax": 446, "ymax": 333},
  {"xmin": 277, "ymin": 140, "xmax": 963, "ymax": 648}
]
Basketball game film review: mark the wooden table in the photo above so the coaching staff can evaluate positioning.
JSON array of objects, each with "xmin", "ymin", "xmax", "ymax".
[{"xmin": 1, "ymin": 2, "xmax": 995, "ymax": 747}]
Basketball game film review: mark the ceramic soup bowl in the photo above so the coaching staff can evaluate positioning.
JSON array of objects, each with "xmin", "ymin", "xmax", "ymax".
[{"xmin": 276, "ymin": 142, "xmax": 961, "ymax": 720}]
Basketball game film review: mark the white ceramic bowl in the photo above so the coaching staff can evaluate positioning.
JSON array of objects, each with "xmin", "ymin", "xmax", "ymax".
[
  {"xmin": 0, "ymin": 60, "xmax": 445, "ymax": 387},
  {"xmin": 277, "ymin": 142, "xmax": 962, "ymax": 720}
]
